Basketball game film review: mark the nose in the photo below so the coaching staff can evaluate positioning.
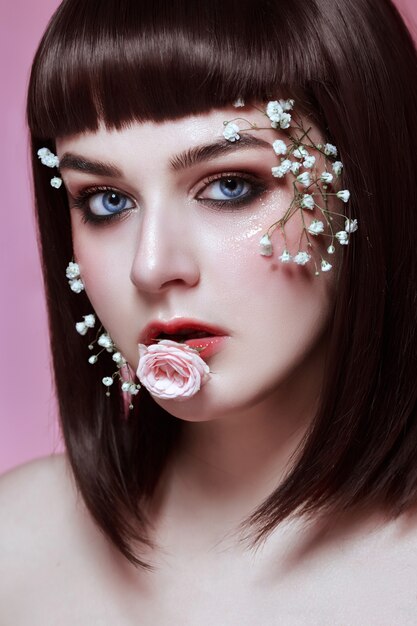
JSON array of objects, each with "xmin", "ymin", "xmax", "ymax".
[{"xmin": 130, "ymin": 199, "xmax": 200, "ymax": 294}]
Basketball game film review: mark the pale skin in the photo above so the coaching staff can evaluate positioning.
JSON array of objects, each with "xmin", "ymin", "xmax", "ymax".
[{"xmin": 1, "ymin": 106, "xmax": 417, "ymax": 624}]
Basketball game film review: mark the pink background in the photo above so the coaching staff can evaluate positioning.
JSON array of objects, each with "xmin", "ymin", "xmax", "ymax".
[{"xmin": 1, "ymin": 0, "xmax": 416, "ymax": 475}]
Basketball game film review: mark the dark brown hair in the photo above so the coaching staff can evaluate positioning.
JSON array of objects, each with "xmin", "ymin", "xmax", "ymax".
[{"xmin": 27, "ymin": 0, "xmax": 417, "ymax": 569}]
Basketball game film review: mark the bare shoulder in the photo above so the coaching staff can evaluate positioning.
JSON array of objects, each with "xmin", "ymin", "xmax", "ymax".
[
  {"xmin": 0, "ymin": 454, "xmax": 78, "ymax": 526},
  {"xmin": 0, "ymin": 455, "xmax": 86, "ymax": 591}
]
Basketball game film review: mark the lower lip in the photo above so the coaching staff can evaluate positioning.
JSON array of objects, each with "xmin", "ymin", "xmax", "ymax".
[{"xmin": 184, "ymin": 336, "xmax": 228, "ymax": 359}]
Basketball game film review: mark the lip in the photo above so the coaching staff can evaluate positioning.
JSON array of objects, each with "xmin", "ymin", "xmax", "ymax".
[{"xmin": 139, "ymin": 318, "xmax": 230, "ymax": 348}]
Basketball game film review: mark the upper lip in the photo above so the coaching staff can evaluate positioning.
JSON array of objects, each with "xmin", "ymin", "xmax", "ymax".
[{"xmin": 139, "ymin": 318, "xmax": 229, "ymax": 346}]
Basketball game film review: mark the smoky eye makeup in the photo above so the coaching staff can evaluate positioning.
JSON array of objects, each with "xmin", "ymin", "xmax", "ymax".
[{"xmin": 69, "ymin": 185, "xmax": 137, "ymax": 224}]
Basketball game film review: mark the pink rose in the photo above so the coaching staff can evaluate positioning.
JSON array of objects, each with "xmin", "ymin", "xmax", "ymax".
[{"xmin": 136, "ymin": 340, "xmax": 210, "ymax": 401}]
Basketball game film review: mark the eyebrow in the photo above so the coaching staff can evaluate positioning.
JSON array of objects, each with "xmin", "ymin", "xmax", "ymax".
[{"xmin": 58, "ymin": 134, "xmax": 272, "ymax": 178}]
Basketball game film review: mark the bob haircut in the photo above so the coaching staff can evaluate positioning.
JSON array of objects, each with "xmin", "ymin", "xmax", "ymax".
[{"xmin": 27, "ymin": 0, "xmax": 417, "ymax": 570}]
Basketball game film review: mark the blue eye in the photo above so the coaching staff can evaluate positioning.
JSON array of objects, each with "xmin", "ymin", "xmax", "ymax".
[
  {"xmin": 201, "ymin": 176, "xmax": 251, "ymax": 201},
  {"xmin": 89, "ymin": 191, "xmax": 134, "ymax": 215}
]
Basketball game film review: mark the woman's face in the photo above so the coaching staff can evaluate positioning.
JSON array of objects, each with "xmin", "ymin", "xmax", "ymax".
[{"xmin": 57, "ymin": 106, "xmax": 335, "ymax": 421}]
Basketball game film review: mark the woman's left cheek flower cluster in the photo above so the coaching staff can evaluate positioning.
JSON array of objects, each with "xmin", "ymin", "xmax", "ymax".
[{"xmin": 137, "ymin": 340, "xmax": 211, "ymax": 401}]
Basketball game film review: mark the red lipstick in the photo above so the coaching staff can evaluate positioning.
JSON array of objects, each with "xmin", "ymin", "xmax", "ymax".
[{"xmin": 139, "ymin": 319, "xmax": 229, "ymax": 360}]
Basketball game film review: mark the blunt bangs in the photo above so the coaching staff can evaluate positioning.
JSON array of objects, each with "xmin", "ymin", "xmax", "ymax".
[{"xmin": 27, "ymin": 0, "xmax": 333, "ymax": 139}]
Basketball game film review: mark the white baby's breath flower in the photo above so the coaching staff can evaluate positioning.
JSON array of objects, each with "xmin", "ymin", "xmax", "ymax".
[
  {"xmin": 293, "ymin": 146, "xmax": 309, "ymax": 159},
  {"xmin": 266, "ymin": 101, "xmax": 283, "ymax": 122},
  {"xmin": 297, "ymin": 172, "xmax": 312, "ymax": 188},
  {"xmin": 233, "ymin": 98, "xmax": 245, "ymax": 107},
  {"xmin": 271, "ymin": 159, "xmax": 292, "ymax": 178},
  {"xmin": 88, "ymin": 355, "xmax": 98, "ymax": 364},
  {"xmin": 320, "ymin": 172, "xmax": 333, "ymax": 184},
  {"xmin": 112, "ymin": 352, "xmax": 126, "ymax": 366},
  {"xmin": 293, "ymin": 251, "xmax": 311, "ymax": 265},
  {"xmin": 259, "ymin": 234, "xmax": 273, "ymax": 256},
  {"xmin": 50, "ymin": 177, "xmax": 62, "ymax": 189},
  {"xmin": 307, "ymin": 220, "xmax": 325, "ymax": 235},
  {"xmin": 66, "ymin": 261, "xmax": 80, "ymax": 280},
  {"xmin": 301, "ymin": 194, "xmax": 315, "ymax": 210},
  {"xmin": 102, "ymin": 377, "xmax": 114, "ymax": 387},
  {"xmin": 69, "ymin": 278, "xmax": 84, "ymax": 293},
  {"xmin": 223, "ymin": 122, "xmax": 240, "ymax": 142},
  {"xmin": 337, "ymin": 190, "xmax": 350, "ymax": 203},
  {"xmin": 345, "ymin": 218, "xmax": 358, "ymax": 233},
  {"xmin": 279, "ymin": 99, "xmax": 295, "ymax": 111},
  {"xmin": 83, "ymin": 314, "xmax": 95, "ymax": 328},
  {"xmin": 279, "ymin": 250, "xmax": 292, "ymax": 263},
  {"xmin": 272, "ymin": 139, "xmax": 287, "ymax": 156},
  {"xmin": 290, "ymin": 162, "xmax": 301, "ymax": 175},
  {"xmin": 303, "ymin": 156, "xmax": 316, "ymax": 169},
  {"xmin": 37, "ymin": 147, "xmax": 50, "ymax": 159},
  {"xmin": 335, "ymin": 231, "xmax": 349, "ymax": 245},
  {"xmin": 98, "ymin": 333, "xmax": 113, "ymax": 349},
  {"xmin": 327, "ymin": 245, "xmax": 336, "ymax": 254},
  {"xmin": 278, "ymin": 112, "xmax": 291, "ymax": 129},
  {"xmin": 321, "ymin": 260, "xmax": 332, "ymax": 272},
  {"xmin": 324, "ymin": 143, "xmax": 338, "ymax": 157},
  {"xmin": 75, "ymin": 321, "xmax": 88, "ymax": 335},
  {"xmin": 41, "ymin": 153, "xmax": 60, "ymax": 168},
  {"xmin": 129, "ymin": 384, "xmax": 140, "ymax": 395},
  {"xmin": 332, "ymin": 161, "xmax": 343, "ymax": 176}
]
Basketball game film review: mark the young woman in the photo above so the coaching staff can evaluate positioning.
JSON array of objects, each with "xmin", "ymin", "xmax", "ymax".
[{"xmin": 1, "ymin": 0, "xmax": 417, "ymax": 622}]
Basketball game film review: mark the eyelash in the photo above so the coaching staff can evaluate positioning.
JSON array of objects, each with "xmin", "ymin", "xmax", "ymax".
[{"xmin": 71, "ymin": 173, "xmax": 267, "ymax": 225}]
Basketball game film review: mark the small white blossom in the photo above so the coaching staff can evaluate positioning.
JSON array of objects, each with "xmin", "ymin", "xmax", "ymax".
[
  {"xmin": 266, "ymin": 101, "xmax": 284, "ymax": 122},
  {"xmin": 335, "ymin": 230, "xmax": 349, "ymax": 245},
  {"xmin": 40, "ymin": 153, "xmax": 60, "ymax": 168},
  {"xmin": 272, "ymin": 139, "xmax": 287, "ymax": 156},
  {"xmin": 279, "ymin": 98, "xmax": 295, "ymax": 111},
  {"xmin": 271, "ymin": 159, "xmax": 292, "ymax": 178},
  {"xmin": 307, "ymin": 220, "xmax": 325, "ymax": 235},
  {"xmin": 112, "ymin": 352, "xmax": 126, "ymax": 366},
  {"xmin": 279, "ymin": 250, "xmax": 292, "ymax": 263},
  {"xmin": 121, "ymin": 381, "xmax": 131, "ymax": 392},
  {"xmin": 324, "ymin": 143, "xmax": 338, "ymax": 157},
  {"xmin": 337, "ymin": 190, "xmax": 350, "ymax": 203},
  {"xmin": 83, "ymin": 314, "xmax": 95, "ymax": 328},
  {"xmin": 278, "ymin": 112, "xmax": 291, "ymax": 129},
  {"xmin": 332, "ymin": 161, "xmax": 343, "ymax": 176},
  {"xmin": 129, "ymin": 384, "xmax": 140, "ymax": 395},
  {"xmin": 345, "ymin": 218, "xmax": 358, "ymax": 233},
  {"xmin": 297, "ymin": 172, "xmax": 312, "ymax": 188},
  {"xmin": 293, "ymin": 251, "xmax": 311, "ymax": 265},
  {"xmin": 303, "ymin": 156, "xmax": 316, "ymax": 169},
  {"xmin": 233, "ymin": 98, "xmax": 245, "ymax": 107},
  {"xmin": 37, "ymin": 148, "xmax": 50, "ymax": 159},
  {"xmin": 88, "ymin": 355, "xmax": 98, "ymax": 364},
  {"xmin": 50, "ymin": 177, "xmax": 62, "ymax": 189},
  {"xmin": 98, "ymin": 333, "xmax": 113, "ymax": 349},
  {"xmin": 301, "ymin": 194, "xmax": 315, "ymax": 210},
  {"xmin": 290, "ymin": 162, "xmax": 301, "ymax": 175},
  {"xmin": 327, "ymin": 245, "xmax": 336, "ymax": 254},
  {"xmin": 69, "ymin": 278, "xmax": 84, "ymax": 293},
  {"xmin": 75, "ymin": 321, "xmax": 88, "ymax": 335},
  {"xmin": 320, "ymin": 172, "xmax": 333, "ymax": 184},
  {"xmin": 223, "ymin": 122, "xmax": 240, "ymax": 142},
  {"xmin": 293, "ymin": 146, "xmax": 309, "ymax": 159},
  {"xmin": 102, "ymin": 377, "xmax": 114, "ymax": 387},
  {"xmin": 321, "ymin": 260, "xmax": 332, "ymax": 272},
  {"xmin": 66, "ymin": 262, "xmax": 80, "ymax": 279},
  {"xmin": 259, "ymin": 234, "xmax": 273, "ymax": 256}
]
